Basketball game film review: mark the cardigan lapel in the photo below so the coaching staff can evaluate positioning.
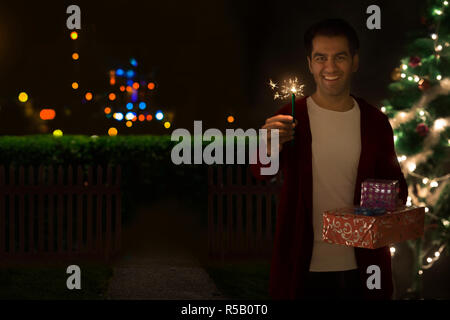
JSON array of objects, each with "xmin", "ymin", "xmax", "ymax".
[
  {"xmin": 296, "ymin": 96, "xmax": 313, "ymax": 217},
  {"xmin": 352, "ymin": 95, "xmax": 373, "ymax": 205}
]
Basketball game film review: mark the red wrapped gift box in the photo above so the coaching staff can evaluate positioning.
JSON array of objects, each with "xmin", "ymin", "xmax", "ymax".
[{"xmin": 322, "ymin": 206, "xmax": 425, "ymax": 249}]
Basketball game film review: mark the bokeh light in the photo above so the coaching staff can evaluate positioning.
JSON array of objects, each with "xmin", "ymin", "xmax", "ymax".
[
  {"xmin": 53, "ymin": 129, "xmax": 63, "ymax": 137},
  {"xmin": 109, "ymin": 93, "xmax": 116, "ymax": 101},
  {"xmin": 125, "ymin": 112, "xmax": 136, "ymax": 120},
  {"xmin": 131, "ymin": 91, "xmax": 138, "ymax": 102},
  {"xmin": 104, "ymin": 107, "xmax": 111, "ymax": 114},
  {"xmin": 85, "ymin": 92, "xmax": 93, "ymax": 101},
  {"xmin": 139, "ymin": 102, "xmax": 146, "ymax": 110},
  {"xmin": 133, "ymin": 82, "xmax": 140, "ymax": 90},
  {"xmin": 113, "ymin": 112, "xmax": 124, "ymax": 121},
  {"xmin": 116, "ymin": 69, "xmax": 124, "ymax": 76},
  {"xmin": 138, "ymin": 114, "xmax": 145, "ymax": 121},
  {"xmin": 119, "ymin": 86, "xmax": 125, "ymax": 92},
  {"xmin": 130, "ymin": 58, "xmax": 138, "ymax": 67},
  {"xmin": 70, "ymin": 31, "xmax": 78, "ymax": 40},
  {"xmin": 126, "ymin": 103, "xmax": 134, "ymax": 110},
  {"xmin": 72, "ymin": 82, "xmax": 79, "ymax": 89},
  {"xmin": 126, "ymin": 86, "xmax": 132, "ymax": 93},
  {"xmin": 126, "ymin": 121, "xmax": 133, "ymax": 127},
  {"xmin": 146, "ymin": 115, "xmax": 153, "ymax": 121},
  {"xmin": 40, "ymin": 109, "xmax": 56, "ymax": 120},
  {"xmin": 72, "ymin": 52, "xmax": 79, "ymax": 60},
  {"xmin": 155, "ymin": 110, "xmax": 164, "ymax": 120},
  {"xmin": 164, "ymin": 122, "xmax": 171, "ymax": 129},
  {"xmin": 227, "ymin": 115, "xmax": 235, "ymax": 123},
  {"xmin": 108, "ymin": 127, "xmax": 118, "ymax": 136},
  {"xmin": 148, "ymin": 82, "xmax": 155, "ymax": 90},
  {"xmin": 18, "ymin": 92, "xmax": 28, "ymax": 102}
]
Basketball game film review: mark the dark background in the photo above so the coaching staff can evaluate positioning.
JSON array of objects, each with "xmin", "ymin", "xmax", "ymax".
[
  {"xmin": 0, "ymin": 0, "xmax": 449, "ymax": 299},
  {"xmin": 0, "ymin": 0, "xmax": 425, "ymax": 135}
]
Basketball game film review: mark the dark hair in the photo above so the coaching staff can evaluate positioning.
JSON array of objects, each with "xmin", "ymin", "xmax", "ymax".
[{"xmin": 304, "ymin": 18, "xmax": 359, "ymax": 58}]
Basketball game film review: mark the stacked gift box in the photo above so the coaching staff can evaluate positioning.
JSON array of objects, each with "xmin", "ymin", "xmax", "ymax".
[{"xmin": 322, "ymin": 179, "xmax": 425, "ymax": 249}]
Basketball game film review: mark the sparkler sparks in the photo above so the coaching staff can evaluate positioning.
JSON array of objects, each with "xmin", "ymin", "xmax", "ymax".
[
  {"xmin": 268, "ymin": 77, "xmax": 305, "ymax": 100},
  {"xmin": 269, "ymin": 79, "xmax": 278, "ymax": 90}
]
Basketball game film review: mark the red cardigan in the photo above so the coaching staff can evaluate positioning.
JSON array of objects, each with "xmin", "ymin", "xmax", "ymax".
[{"xmin": 250, "ymin": 95, "xmax": 408, "ymax": 300}]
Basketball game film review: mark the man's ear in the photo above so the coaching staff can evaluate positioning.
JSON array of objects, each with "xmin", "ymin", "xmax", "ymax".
[
  {"xmin": 307, "ymin": 56, "xmax": 312, "ymax": 74},
  {"xmin": 352, "ymin": 53, "xmax": 359, "ymax": 72}
]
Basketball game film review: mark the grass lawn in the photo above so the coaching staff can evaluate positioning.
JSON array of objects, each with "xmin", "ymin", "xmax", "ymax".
[
  {"xmin": 202, "ymin": 259, "xmax": 271, "ymax": 300},
  {"xmin": 0, "ymin": 262, "xmax": 113, "ymax": 300}
]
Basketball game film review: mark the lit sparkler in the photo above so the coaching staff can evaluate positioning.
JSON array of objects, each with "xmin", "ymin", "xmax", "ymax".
[
  {"xmin": 268, "ymin": 77, "xmax": 305, "ymax": 100},
  {"xmin": 268, "ymin": 77, "xmax": 305, "ymax": 145}
]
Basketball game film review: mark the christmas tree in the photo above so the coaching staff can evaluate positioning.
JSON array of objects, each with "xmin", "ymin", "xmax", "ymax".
[{"xmin": 383, "ymin": 0, "xmax": 450, "ymax": 298}]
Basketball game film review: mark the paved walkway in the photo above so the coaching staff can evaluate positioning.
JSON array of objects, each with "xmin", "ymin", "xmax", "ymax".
[{"xmin": 106, "ymin": 198, "xmax": 228, "ymax": 300}]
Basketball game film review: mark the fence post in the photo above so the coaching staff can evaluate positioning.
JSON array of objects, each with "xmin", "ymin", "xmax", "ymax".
[
  {"xmin": 18, "ymin": 166, "xmax": 25, "ymax": 254},
  {"xmin": 9, "ymin": 165, "xmax": 16, "ymax": 254},
  {"xmin": 105, "ymin": 166, "xmax": 113, "ymax": 261},
  {"xmin": 96, "ymin": 165, "xmax": 103, "ymax": 254},
  {"xmin": 48, "ymin": 165, "xmax": 55, "ymax": 253},
  {"xmin": 115, "ymin": 165, "xmax": 122, "ymax": 253},
  {"xmin": 87, "ymin": 166, "xmax": 93, "ymax": 253},
  {"xmin": 67, "ymin": 165, "xmax": 73, "ymax": 253},
  {"xmin": 57, "ymin": 166, "xmax": 64, "ymax": 254},
  {"xmin": 76, "ymin": 166, "xmax": 83, "ymax": 253},
  {"xmin": 0, "ymin": 166, "xmax": 5, "ymax": 254},
  {"xmin": 28, "ymin": 165, "xmax": 35, "ymax": 254},
  {"xmin": 38, "ymin": 165, "xmax": 44, "ymax": 252}
]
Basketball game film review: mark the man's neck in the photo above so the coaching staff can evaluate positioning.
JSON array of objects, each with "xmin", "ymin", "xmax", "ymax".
[{"xmin": 311, "ymin": 91, "xmax": 354, "ymax": 112}]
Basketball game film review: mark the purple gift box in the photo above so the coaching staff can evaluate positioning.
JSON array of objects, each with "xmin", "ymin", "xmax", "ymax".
[{"xmin": 360, "ymin": 179, "xmax": 400, "ymax": 211}]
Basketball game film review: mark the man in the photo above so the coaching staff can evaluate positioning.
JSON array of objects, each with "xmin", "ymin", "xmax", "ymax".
[{"xmin": 250, "ymin": 18, "xmax": 408, "ymax": 300}]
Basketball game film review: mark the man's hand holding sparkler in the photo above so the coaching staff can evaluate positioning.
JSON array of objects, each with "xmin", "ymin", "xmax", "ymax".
[
  {"xmin": 261, "ymin": 115, "xmax": 297, "ymax": 156},
  {"xmin": 264, "ymin": 77, "xmax": 304, "ymax": 156}
]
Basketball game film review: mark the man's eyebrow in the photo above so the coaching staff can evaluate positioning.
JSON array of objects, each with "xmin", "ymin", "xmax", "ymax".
[{"xmin": 312, "ymin": 51, "xmax": 349, "ymax": 57}]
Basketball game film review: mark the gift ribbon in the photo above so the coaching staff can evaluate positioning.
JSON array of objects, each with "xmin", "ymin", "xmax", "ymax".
[{"xmin": 354, "ymin": 207, "xmax": 386, "ymax": 217}]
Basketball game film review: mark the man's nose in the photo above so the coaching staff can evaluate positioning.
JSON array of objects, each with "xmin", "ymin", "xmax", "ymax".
[{"xmin": 324, "ymin": 59, "xmax": 338, "ymax": 72}]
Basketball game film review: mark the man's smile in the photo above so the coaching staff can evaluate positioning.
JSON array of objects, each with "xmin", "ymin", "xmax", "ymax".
[{"xmin": 322, "ymin": 75, "xmax": 341, "ymax": 84}]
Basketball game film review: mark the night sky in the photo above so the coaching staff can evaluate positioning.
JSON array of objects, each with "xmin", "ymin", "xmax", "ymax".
[{"xmin": 0, "ymin": 0, "xmax": 426, "ymax": 135}]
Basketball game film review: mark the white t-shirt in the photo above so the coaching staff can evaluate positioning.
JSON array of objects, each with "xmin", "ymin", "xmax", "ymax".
[{"xmin": 307, "ymin": 95, "xmax": 360, "ymax": 272}]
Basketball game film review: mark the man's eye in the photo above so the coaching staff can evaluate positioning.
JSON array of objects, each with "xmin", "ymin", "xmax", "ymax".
[
  {"xmin": 316, "ymin": 57, "xmax": 325, "ymax": 62},
  {"xmin": 336, "ymin": 56, "xmax": 346, "ymax": 61}
]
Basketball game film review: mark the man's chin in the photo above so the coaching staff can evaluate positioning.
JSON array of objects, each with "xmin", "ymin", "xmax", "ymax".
[{"xmin": 320, "ymin": 88, "xmax": 347, "ymax": 97}]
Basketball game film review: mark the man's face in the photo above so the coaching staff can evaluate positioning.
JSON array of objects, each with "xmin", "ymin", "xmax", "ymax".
[{"xmin": 307, "ymin": 35, "xmax": 359, "ymax": 97}]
